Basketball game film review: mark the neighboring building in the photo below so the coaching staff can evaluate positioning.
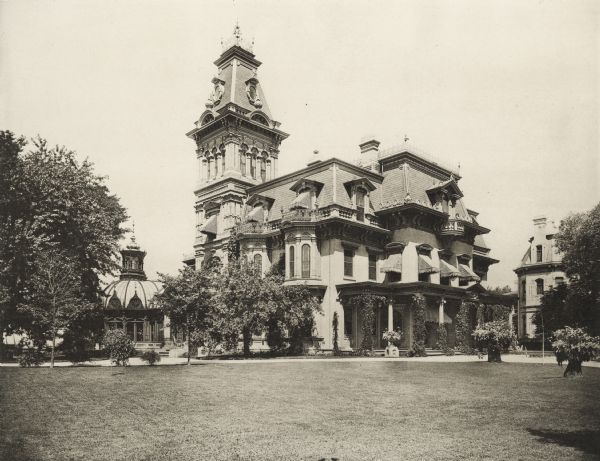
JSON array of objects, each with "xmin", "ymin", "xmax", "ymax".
[
  {"xmin": 103, "ymin": 234, "xmax": 173, "ymax": 351},
  {"xmin": 187, "ymin": 26, "xmax": 510, "ymax": 351},
  {"xmin": 514, "ymin": 216, "xmax": 566, "ymax": 339}
]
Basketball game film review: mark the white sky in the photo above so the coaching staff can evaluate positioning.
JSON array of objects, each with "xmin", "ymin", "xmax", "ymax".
[{"xmin": 1, "ymin": 0, "xmax": 598, "ymax": 288}]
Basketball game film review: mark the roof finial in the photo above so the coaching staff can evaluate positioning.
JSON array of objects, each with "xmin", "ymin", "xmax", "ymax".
[
  {"xmin": 233, "ymin": 21, "xmax": 241, "ymax": 45},
  {"xmin": 131, "ymin": 220, "xmax": 136, "ymax": 243},
  {"xmin": 404, "ymin": 134, "xmax": 409, "ymax": 143}
]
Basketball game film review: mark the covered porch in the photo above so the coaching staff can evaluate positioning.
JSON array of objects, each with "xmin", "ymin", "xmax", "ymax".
[{"xmin": 337, "ymin": 282, "xmax": 467, "ymax": 352}]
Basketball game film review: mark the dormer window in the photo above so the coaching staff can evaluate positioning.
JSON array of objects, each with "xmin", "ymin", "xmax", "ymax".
[
  {"xmin": 289, "ymin": 179, "xmax": 324, "ymax": 211},
  {"xmin": 251, "ymin": 113, "xmax": 268, "ymax": 126},
  {"xmin": 356, "ymin": 188, "xmax": 366, "ymax": 222},
  {"xmin": 344, "ymin": 178, "xmax": 376, "ymax": 223}
]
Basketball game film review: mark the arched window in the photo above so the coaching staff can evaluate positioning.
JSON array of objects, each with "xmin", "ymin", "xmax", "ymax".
[
  {"xmin": 301, "ymin": 244, "xmax": 310, "ymax": 278},
  {"xmin": 289, "ymin": 246, "xmax": 295, "ymax": 277},
  {"xmin": 251, "ymin": 114, "xmax": 268, "ymax": 126},
  {"xmin": 250, "ymin": 156, "xmax": 256, "ymax": 178},
  {"xmin": 253, "ymin": 253, "xmax": 262, "ymax": 271},
  {"xmin": 356, "ymin": 188, "xmax": 366, "ymax": 222}
]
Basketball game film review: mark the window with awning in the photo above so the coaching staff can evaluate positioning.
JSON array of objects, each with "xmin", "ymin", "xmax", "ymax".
[
  {"xmin": 458, "ymin": 263, "xmax": 480, "ymax": 281},
  {"xmin": 290, "ymin": 190, "xmax": 312, "ymax": 209},
  {"xmin": 440, "ymin": 259, "xmax": 460, "ymax": 278},
  {"xmin": 381, "ymin": 253, "xmax": 402, "ymax": 273},
  {"xmin": 247, "ymin": 206, "xmax": 264, "ymax": 222},
  {"xmin": 418, "ymin": 254, "xmax": 439, "ymax": 274},
  {"xmin": 200, "ymin": 214, "xmax": 218, "ymax": 235},
  {"xmin": 425, "ymin": 307, "xmax": 452, "ymax": 324}
]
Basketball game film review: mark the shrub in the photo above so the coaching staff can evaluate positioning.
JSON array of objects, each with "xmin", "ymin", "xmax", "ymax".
[
  {"xmin": 552, "ymin": 326, "xmax": 600, "ymax": 377},
  {"xmin": 472, "ymin": 320, "xmax": 516, "ymax": 362},
  {"xmin": 103, "ymin": 329, "xmax": 135, "ymax": 366},
  {"xmin": 141, "ymin": 350, "xmax": 161, "ymax": 366},
  {"xmin": 17, "ymin": 343, "xmax": 44, "ymax": 367}
]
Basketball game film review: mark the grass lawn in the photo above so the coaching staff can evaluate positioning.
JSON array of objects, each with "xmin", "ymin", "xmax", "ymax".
[{"xmin": 1, "ymin": 361, "xmax": 599, "ymax": 461}]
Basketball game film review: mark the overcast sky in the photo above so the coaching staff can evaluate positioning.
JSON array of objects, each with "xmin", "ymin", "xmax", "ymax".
[{"xmin": 1, "ymin": 0, "xmax": 598, "ymax": 288}]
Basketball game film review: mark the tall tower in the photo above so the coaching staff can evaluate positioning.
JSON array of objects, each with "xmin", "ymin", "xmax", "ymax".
[{"xmin": 186, "ymin": 25, "xmax": 289, "ymax": 266}]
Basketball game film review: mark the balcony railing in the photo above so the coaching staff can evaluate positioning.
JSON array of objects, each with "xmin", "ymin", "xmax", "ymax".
[
  {"xmin": 236, "ymin": 221, "xmax": 265, "ymax": 234},
  {"xmin": 235, "ymin": 205, "xmax": 383, "ymax": 234},
  {"xmin": 440, "ymin": 219, "xmax": 465, "ymax": 236}
]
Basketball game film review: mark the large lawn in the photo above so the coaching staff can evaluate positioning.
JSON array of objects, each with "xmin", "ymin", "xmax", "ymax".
[{"xmin": 1, "ymin": 361, "xmax": 599, "ymax": 461}]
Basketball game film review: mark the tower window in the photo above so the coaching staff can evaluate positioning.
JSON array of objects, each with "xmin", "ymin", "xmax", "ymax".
[
  {"xmin": 301, "ymin": 244, "xmax": 311, "ymax": 278},
  {"xmin": 521, "ymin": 280, "xmax": 526, "ymax": 302},
  {"xmin": 536, "ymin": 245, "xmax": 543, "ymax": 262},
  {"xmin": 261, "ymin": 158, "xmax": 267, "ymax": 182},
  {"xmin": 289, "ymin": 246, "xmax": 295, "ymax": 278},
  {"xmin": 344, "ymin": 249, "xmax": 354, "ymax": 277},
  {"xmin": 368, "ymin": 254, "xmax": 377, "ymax": 280},
  {"xmin": 536, "ymin": 279, "xmax": 544, "ymax": 295},
  {"xmin": 250, "ymin": 156, "xmax": 256, "ymax": 178}
]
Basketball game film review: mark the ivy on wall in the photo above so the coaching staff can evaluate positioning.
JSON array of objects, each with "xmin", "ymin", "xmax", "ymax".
[
  {"xmin": 332, "ymin": 311, "xmax": 340, "ymax": 356},
  {"xmin": 436, "ymin": 322, "xmax": 454, "ymax": 356},
  {"xmin": 348, "ymin": 294, "xmax": 386, "ymax": 355},
  {"xmin": 411, "ymin": 294, "xmax": 427, "ymax": 357},
  {"xmin": 455, "ymin": 300, "xmax": 478, "ymax": 354}
]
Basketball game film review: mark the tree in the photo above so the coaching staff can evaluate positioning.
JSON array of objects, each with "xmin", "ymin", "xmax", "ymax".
[
  {"xmin": 155, "ymin": 264, "xmax": 217, "ymax": 365},
  {"xmin": 472, "ymin": 320, "xmax": 516, "ymax": 362},
  {"xmin": 266, "ymin": 277, "xmax": 321, "ymax": 355},
  {"xmin": 553, "ymin": 204, "xmax": 600, "ymax": 334},
  {"xmin": 17, "ymin": 249, "xmax": 94, "ymax": 367},
  {"xmin": 552, "ymin": 326, "xmax": 600, "ymax": 377},
  {"xmin": 487, "ymin": 285, "xmax": 513, "ymax": 295},
  {"xmin": 0, "ymin": 132, "xmax": 127, "ymax": 358},
  {"xmin": 214, "ymin": 256, "xmax": 276, "ymax": 357}
]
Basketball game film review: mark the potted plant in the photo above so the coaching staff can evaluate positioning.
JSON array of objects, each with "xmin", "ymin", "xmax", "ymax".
[{"xmin": 382, "ymin": 329, "xmax": 402, "ymax": 357}]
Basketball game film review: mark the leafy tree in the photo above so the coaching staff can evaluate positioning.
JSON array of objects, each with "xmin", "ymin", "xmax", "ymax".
[
  {"xmin": 267, "ymin": 279, "xmax": 321, "ymax": 355},
  {"xmin": 103, "ymin": 329, "xmax": 135, "ymax": 366},
  {"xmin": 487, "ymin": 285, "xmax": 513, "ymax": 295},
  {"xmin": 472, "ymin": 320, "xmax": 516, "ymax": 362},
  {"xmin": 17, "ymin": 249, "xmax": 94, "ymax": 367},
  {"xmin": 552, "ymin": 326, "xmax": 600, "ymax": 377},
  {"xmin": 0, "ymin": 131, "xmax": 127, "ymax": 358},
  {"xmin": 553, "ymin": 204, "xmax": 600, "ymax": 334},
  {"xmin": 155, "ymin": 264, "xmax": 217, "ymax": 365},
  {"xmin": 215, "ymin": 257, "xmax": 272, "ymax": 357}
]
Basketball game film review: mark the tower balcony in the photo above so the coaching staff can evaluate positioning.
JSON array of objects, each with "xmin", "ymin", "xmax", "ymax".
[{"xmin": 440, "ymin": 219, "xmax": 465, "ymax": 237}]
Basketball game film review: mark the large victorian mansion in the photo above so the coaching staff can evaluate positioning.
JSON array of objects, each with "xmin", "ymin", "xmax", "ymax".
[{"xmin": 185, "ymin": 27, "xmax": 514, "ymax": 352}]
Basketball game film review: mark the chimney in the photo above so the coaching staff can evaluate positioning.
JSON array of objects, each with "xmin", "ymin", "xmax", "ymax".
[
  {"xmin": 359, "ymin": 137, "xmax": 380, "ymax": 155},
  {"xmin": 533, "ymin": 216, "xmax": 547, "ymax": 229},
  {"xmin": 358, "ymin": 137, "xmax": 380, "ymax": 172}
]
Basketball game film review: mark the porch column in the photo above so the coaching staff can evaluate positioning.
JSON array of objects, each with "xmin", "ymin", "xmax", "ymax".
[
  {"xmin": 438, "ymin": 298, "xmax": 445, "ymax": 325},
  {"xmin": 388, "ymin": 300, "xmax": 393, "ymax": 332}
]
